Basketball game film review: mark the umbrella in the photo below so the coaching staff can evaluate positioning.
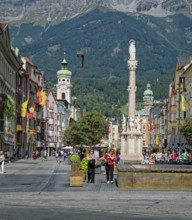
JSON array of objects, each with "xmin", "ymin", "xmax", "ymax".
[{"xmin": 62, "ymin": 146, "xmax": 73, "ymax": 150}]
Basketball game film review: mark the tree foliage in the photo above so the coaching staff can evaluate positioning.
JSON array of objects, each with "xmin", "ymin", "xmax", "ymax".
[
  {"xmin": 0, "ymin": 95, "xmax": 14, "ymax": 120},
  {"xmin": 4, "ymin": 98, "xmax": 14, "ymax": 120},
  {"xmin": 63, "ymin": 111, "xmax": 109, "ymax": 146},
  {"xmin": 180, "ymin": 119, "xmax": 192, "ymax": 145}
]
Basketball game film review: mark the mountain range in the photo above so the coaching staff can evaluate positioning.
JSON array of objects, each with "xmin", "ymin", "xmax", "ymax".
[
  {"xmin": 1, "ymin": 0, "xmax": 192, "ymax": 119},
  {"xmin": 1, "ymin": 0, "xmax": 192, "ymax": 24}
]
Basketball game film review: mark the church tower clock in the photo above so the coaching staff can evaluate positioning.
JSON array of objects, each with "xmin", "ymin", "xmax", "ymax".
[{"xmin": 57, "ymin": 52, "xmax": 72, "ymax": 104}]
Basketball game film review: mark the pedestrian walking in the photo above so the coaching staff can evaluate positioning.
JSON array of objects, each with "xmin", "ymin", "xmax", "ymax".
[
  {"xmin": 41, "ymin": 150, "xmax": 44, "ymax": 161},
  {"xmin": 43, "ymin": 150, "xmax": 47, "ymax": 161},
  {"xmin": 24, "ymin": 150, "xmax": 28, "ymax": 159},
  {"xmin": 32, "ymin": 151, "xmax": 36, "ymax": 160},
  {"xmin": 87, "ymin": 149, "xmax": 96, "ymax": 183},
  {"xmin": 63, "ymin": 152, "xmax": 67, "ymax": 161},
  {"xmin": 104, "ymin": 148, "xmax": 115, "ymax": 184},
  {"xmin": 57, "ymin": 151, "xmax": 62, "ymax": 164},
  {"xmin": 35, "ymin": 150, "xmax": 39, "ymax": 158},
  {"xmin": 51, "ymin": 149, "xmax": 55, "ymax": 157},
  {"xmin": 115, "ymin": 151, "xmax": 120, "ymax": 164},
  {"xmin": 7, "ymin": 151, "xmax": 11, "ymax": 163},
  {"xmin": 0, "ymin": 151, "xmax": 5, "ymax": 174}
]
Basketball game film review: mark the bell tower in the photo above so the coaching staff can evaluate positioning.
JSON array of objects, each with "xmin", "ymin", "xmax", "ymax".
[{"xmin": 57, "ymin": 52, "xmax": 72, "ymax": 104}]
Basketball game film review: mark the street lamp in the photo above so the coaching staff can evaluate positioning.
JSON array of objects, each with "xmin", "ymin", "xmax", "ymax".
[
  {"xmin": 71, "ymin": 96, "xmax": 77, "ymax": 120},
  {"xmin": 76, "ymin": 51, "xmax": 84, "ymax": 117},
  {"xmin": 77, "ymin": 51, "xmax": 84, "ymax": 68}
]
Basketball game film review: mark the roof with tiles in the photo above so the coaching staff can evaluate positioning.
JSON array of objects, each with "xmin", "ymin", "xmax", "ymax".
[{"xmin": 23, "ymin": 57, "xmax": 36, "ymax": 67}]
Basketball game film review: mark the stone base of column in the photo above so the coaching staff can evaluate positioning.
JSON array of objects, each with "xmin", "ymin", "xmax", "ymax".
[{"xmin": 120, "ymin": 130, "xmax": 143, "ymax": 164}]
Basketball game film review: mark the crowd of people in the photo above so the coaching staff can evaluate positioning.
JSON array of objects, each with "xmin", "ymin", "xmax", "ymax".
[{"xmin": 143, "ymin": 149, "xmax": 192, "ymax": 164}]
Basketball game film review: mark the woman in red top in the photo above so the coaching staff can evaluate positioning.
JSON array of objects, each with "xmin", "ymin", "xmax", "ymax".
[{"xmin": 105, "ymin": 148, "xmax": 115, "ymax": 184}]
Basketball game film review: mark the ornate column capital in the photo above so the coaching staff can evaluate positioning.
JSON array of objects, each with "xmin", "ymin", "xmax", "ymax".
[{"xmin": 128, "ymin": 60, "xmax": 138, "ymax": 71}]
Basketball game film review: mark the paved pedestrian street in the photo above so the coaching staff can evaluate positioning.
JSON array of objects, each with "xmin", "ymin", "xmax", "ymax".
[
  {"xmin": 0, "ymin": 158, "xmax": 192, "ymax": 220},
  {"xmin": 0, "ymin": 157, "xmax": 117, "ymax": 192}
]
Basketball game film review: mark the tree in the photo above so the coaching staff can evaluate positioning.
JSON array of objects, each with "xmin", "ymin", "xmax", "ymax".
[
  {"xmin": 180, "ymin": 119, "xmax": 192, "ymax": 146},
  {"xmin": 4, "ymin": 97, "xmax": 14, "ymax": 120},
  {"xmin": 63, "ymin": 111, "xmax": 109, "ymax": 146},
  {"xmin": 0, "ymin": 95, "xmax": 14, "ymax": 120}
]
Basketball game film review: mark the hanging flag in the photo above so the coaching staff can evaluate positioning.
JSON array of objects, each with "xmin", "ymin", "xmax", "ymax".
[
  {"xmin": 155, "ymin": 135, "xmax": 159, "ymax": 145},
  {"xmin": 37, "ymin": 87, "xmax": 43, "ymax": 104},
  {"xmin": 68, "ymin": 116, "xmax": 71, "ymax": 125},
  {"xmin": 180, "ymin": 95, "xmax": 187, "ymax": 111},
  {"xmin": 28, "ymin": 104, "xmax": 36, "ymax": 120},
  {"xmin": 39, "ymin": 91, "xmax": 47, "ymax": 106},
  {"xmin": 21, "ymin": 100, "xmax": 28, "ymax": 117}
]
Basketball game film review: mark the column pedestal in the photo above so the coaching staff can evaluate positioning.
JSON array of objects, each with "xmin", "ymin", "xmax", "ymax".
[{"xmin": 120, "ymin": 130, "xmax": 143, "ymax": 164}]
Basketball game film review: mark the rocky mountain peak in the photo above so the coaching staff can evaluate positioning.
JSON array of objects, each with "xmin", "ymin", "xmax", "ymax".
[{"xmin": 0, "ymin": 0, "xmax": 191, "ymax": 25}]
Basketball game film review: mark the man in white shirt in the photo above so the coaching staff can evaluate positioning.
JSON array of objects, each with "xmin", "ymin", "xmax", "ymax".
[{"xmin": 93, "ymin": 148, "xmax": 99, "ymax": 158}]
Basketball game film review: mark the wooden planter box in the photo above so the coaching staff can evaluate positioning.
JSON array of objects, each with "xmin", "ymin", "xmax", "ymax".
[{"xmin": 70, "ymin": 175, "xmax": 84, "ymax": 187}]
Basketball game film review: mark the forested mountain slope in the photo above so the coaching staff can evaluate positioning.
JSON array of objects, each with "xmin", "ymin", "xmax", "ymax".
[{"xmin": 8, "ymin": 8, "xmax": 192, "ymax": 118}]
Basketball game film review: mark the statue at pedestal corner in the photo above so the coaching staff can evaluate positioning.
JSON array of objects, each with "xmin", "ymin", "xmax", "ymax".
[
  {"xmin": 129, "ymin": 116, "xmax": 135, "ymax": 131},
  {"xmin": 122, "ymin": 114, "xmax": 127, "ymax": 132},
  {"xmin": 135, "ymin": 115, "xmax": 142, "ymax": 132}
]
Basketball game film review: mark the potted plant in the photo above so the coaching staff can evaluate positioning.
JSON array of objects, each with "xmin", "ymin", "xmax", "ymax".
[
  {"xmin": 69, "ymin": 154, "xmax": 84, "ymax": 187},
  {"xmin": 80, "ymin": 157, "xmax": 88, "ymax": 181},
  {"xmin": 70, "ymin": 171, "xmax": 84, "ymax": 187},
  {"xmin": 69, "ymin": 154, "xmax": 80, "ymax": 172}
]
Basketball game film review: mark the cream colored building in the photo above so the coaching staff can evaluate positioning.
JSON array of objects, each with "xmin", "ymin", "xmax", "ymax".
[
  {"xmin": 47, "ymin": 91, "xmax": 58, "ymax": 155},
  {"xmin": 0, "ymin": 23, "xmax": 21, "ymax": 155}
]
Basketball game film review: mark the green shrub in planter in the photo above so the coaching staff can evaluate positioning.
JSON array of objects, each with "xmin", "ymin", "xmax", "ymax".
[
  {"xmin": 80, "ymin": 157, "xmax": 88, "ymax": 172},
  {"xmin": 69, "ymin": 154, "xmax": 80, "ymax": 164},
  {"xmin": 70, "ymin": 154, "xmax": 80, "ymax": 172}
]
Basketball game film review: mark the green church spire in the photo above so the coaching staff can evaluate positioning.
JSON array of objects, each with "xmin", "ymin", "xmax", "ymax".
[{"xmin": 57, "ymin": 50, "xmax": 72, "ymax": 77}]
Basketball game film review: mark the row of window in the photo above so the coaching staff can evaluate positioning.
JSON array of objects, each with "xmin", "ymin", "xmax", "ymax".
[
  {"xmin": 59, "ymin": 78, "xmax": 70, "ymax": 83},
  {"xmin": 0, "ymin": 52, "xmax": 15, "ymax": 88}
]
